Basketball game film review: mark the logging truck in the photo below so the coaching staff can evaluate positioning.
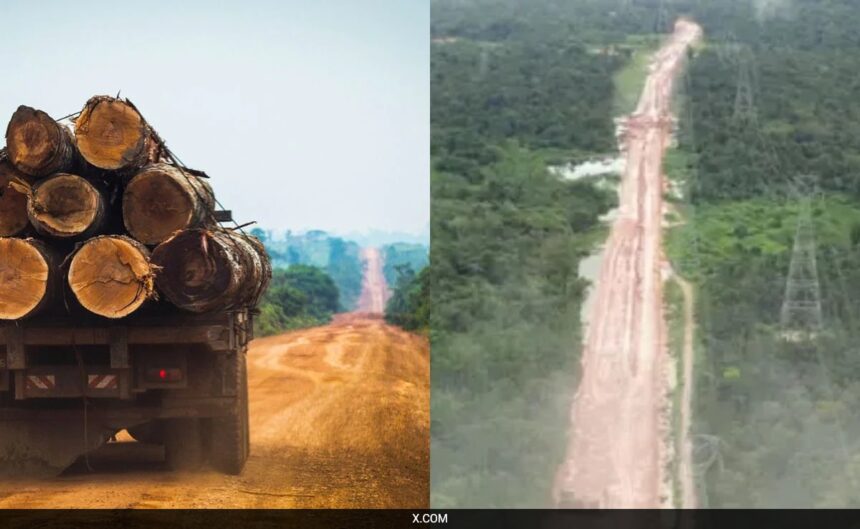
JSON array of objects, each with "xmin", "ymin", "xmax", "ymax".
[
  {"xmin": 0, "ymin": 306, "xmax": 253, "ymax": 474},
  {"xmin": 0, "ymin": 96, "xmax": 270, "ymax": 475}
]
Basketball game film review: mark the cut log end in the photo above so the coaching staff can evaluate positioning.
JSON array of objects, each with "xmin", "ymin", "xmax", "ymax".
[
  {"xmin": 123, "ymin": 164, "xmax": 214, "ymax": 245},
  {"xmin": 68, "ymin": 236, "xmax": 154, "ymax": 318},
  {"xmin": 0, "ymin": 160, "xmax": 30, "ymax": 236},
  {"xmin": 29, "ymin": 174, "xmax": 104, "ymax": 238},
  {"xmin": 5, "ymin": 106, "xmax": 74, "ymax": 177},
  {"xmin": 0, "ymin": 238, "xmax": 50, "ymax": 320},
  {"xmin": 75, "ymin": 97, "xmax": 159, "ymax": 171},
  {"xmin": 151, "ymin": 229, "xmax": 270, "ymax": 313}
]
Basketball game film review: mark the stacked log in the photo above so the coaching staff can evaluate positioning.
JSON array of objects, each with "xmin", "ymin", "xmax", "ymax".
[
  {"xmin": 151, "ymin": 230, "xmax": 270, "ymax": 313},
  {"xmin": 0, "ymin": 238, "xmax": 54, "ymax": 320},
  {"xmin": 5, "ymin": 106, "xmax": 75, "ymax": 178},
  {"xmin": 68, "ymin": 236, "xmax": 153, "ymax": 318},
  {"xmin": 0, "ymin": 153, "xmax": 30, "ymax": 236},
  {"xmin": 75, "ymin": 96, "xmax": 161, "ymax": 172},
  {"xmin": 123, "ymin": 163, "xmax": 215, "ymax": 245},
  {"xmin": 28, "ymin": 174, "xmax": 107, "ymax": 239},
  {"xmin": 0, "ymin": 96, "xmax": 270, "ymax": 320}
]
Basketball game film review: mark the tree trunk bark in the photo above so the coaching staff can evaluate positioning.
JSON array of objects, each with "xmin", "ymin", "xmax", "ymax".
[
  {"xmin": 68, "ymin": 235, "xmax": 154, "ymax": 318},
  {"xmin": 123, "ymin": 163, "xmax": 215, "ymax": 245},
  {"xmin": 0, "ymin": 238, "xmax": 54, "ymax": 319},
  {"xmin": 28, "ymin": 173, "xmax": 107, "ymax": 239},
  {"xmin": 4, "ymin": 106, "xmax": 75, "ymax": 178},
  {"xmin": 74, "ymin": 96, "xmax": 161, "ymax": 172},
  {"xmin": 0, "ymin": 152, "xmax": 31, "ymax": 237},
  {"xmin": 151, "ymin": 229, "xmax": 271, "ymax": 313}
]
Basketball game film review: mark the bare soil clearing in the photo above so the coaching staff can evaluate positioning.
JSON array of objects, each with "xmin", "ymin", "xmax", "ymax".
[{"xmin": 553, "ymin": 19, "xmax": 702, "ymax": 509}]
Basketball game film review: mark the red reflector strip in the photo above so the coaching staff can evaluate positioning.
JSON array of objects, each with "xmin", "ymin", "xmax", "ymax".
[
  {"xmin": 25, "ymin": 375, "xmax": 55, "ymax": 390},
  {"xmin": 87, "ymin": 374, "xmax": 118, "ymax": 389}
]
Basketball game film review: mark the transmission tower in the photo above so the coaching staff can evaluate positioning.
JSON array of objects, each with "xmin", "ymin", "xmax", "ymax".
[
  {"xmin": 780, "ymin": 176, "xmax": 823, "ymax": 336},
  {"xmin": 656, "ymin": 0, "xmax": 669, "ymax": 34},
  {"xmin": 692, "ymin": 434, "xmax": 724, "ymax": 509},
  {"xmin": 716, "ymin": 31, "xmax": 739, "ymax": 65},
  {"xmin": 733, "ymin": 46, "xmax": 758, "ymax": 125}
]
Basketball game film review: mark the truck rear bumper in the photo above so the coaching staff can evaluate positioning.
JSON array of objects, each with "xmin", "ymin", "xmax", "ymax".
[
  {"xmin": 0, "ymin": 396, "xmax": 236, "ymax": 424},
  {"xmin": 0, "ymin": 310, "xmax": 251, "ymax": 402}
]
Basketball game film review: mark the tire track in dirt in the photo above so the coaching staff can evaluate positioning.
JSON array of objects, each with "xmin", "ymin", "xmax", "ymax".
[{"xmin": 0, "ymin": 316, "xmax": 429, "ymax": 508}]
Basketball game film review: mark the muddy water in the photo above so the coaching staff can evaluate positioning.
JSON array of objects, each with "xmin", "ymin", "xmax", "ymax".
[
  {"xmin": 551, "ymin": 156, "xmax": 626, "ymax": 332},
  {"xmin": 551, "ymin": 157, "xmax": 624, "ymax": 181},
  {"xmin": 577, "ymin": 173, "xmax": 622, "ymax": 332}
]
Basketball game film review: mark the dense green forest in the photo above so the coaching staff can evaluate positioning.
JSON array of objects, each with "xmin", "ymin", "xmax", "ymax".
[
  {"xmin": 662, "ymin": 0, "xmax": 860, "ymax": 508},
  {"xmin": 381, "ymin": 243, "xmax": 429, "ymax": 286},
  {"xmin": 382, "ymin": 243, "xmax": 429, "ymax": 331},
  {"xmin": 254, "ymin": 265, "xmax": 340, "ymax": 337},
  {"xmin": 252, "ymin": 228, "xmax": 363, "ymax": 310},
  {"xmin": 385, "ymin": 265, "xmax": 430, "ymax": 332},
  {"xmin": 431, "ymin": 0, "xmax": 635, "ymax": 507}
]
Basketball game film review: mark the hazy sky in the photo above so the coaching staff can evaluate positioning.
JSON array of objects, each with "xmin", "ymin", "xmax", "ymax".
[{"xmin": 0, "ymin": 0, "xmax": 429, "ymax": 237}]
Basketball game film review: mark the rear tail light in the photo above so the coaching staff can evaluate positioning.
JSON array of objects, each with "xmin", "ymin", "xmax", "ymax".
[{"xmin": 145, "ymin": 367, "xmax": 184, "ymax": 383}]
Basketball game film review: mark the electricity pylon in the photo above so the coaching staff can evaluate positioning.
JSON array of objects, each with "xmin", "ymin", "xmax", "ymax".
[
  {"xmin": 716, "ymin": 31, "xmax": 739, "ymax": 65},
  {"xmin": 692, "ymin": 434, "xmax": 724, "ymax": 509},
  {"xmin": 780, "ymin": 176, "xmax": 823, "ymax": 336},
  {"xmin": 733, "ymin": 46, "xmax": 758, "ymax": 125},
  {"xmin": 656, "ymin": 0, "xmax": 669, "ymax": 34}
]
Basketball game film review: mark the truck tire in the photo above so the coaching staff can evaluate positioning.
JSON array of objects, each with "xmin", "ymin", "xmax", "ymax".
[
  {"xmin": 163, "ymin": 418, "xmax": 204, "ymax": 471},
  {"xmin": 207, "ymin": 353, "xmax": 249, "ymax": 475}
]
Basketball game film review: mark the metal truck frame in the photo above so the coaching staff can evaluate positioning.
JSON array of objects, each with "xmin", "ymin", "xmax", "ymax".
[{"xmin": 0, "ymin": 308, "xmax": 252, "ymax": 474}]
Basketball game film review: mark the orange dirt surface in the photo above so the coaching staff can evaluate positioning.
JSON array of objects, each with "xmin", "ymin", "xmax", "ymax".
[
  {"xmin": 0, "ymin": 317, "xmax": 429, "ymax": 508},
  {"xmin": 552, "ymin": 19, "xmax": 702, "ymax": 509},
  {"xmin": 356, "ymin": 247, "xmax": 391, "ymax": 314}
]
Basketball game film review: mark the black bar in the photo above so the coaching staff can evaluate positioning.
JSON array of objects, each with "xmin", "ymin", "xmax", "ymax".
[{"xmin": 1, "ymin": 510, "xmax": 860, "ymax": 529}]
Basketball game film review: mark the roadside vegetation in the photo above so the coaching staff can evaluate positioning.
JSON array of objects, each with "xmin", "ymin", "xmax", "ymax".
[
  {"xmin": 385, "ymin": 265, "xmax": 430, "ymax": 333},
  {"xmin": 663, "ymin": 0, "xmax": 860, "ymax": 507},
  {"xmin": 254, "ymin": 265, "xmax": 340, "ymax": 337},
  {"xmin": 252, "ymin": 228, "xmax": 363, "ymax": 310},
  {"xmin": 612, "ymin": 34, "xmax": 661, "ymax": 115},
  {"xmin": 430, "ymin": 0, "xmax": 660, "ymax": 507},
  {"xmin": 381, "ymin": 243, "xmax": 429, "ymax": 286}
]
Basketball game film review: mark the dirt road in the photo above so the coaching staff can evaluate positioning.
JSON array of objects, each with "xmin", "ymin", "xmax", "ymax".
[
  {"xmin": 676, "ymin": 277, "xmax": 696, "ymax": 508},
  {"xmin": 552, "ymin": 19, "xmax": 702, "ymax": 508},
  {"xmin": 357, "ymin": 247, "xmax": 391, "ymax": 314},
  {"xmin": 0, "ymin": 248, "xmax": 428, "ymax": 508}
]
